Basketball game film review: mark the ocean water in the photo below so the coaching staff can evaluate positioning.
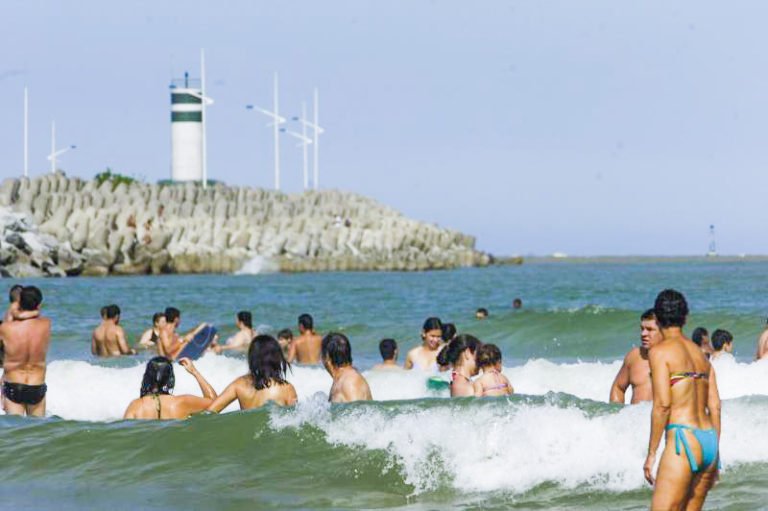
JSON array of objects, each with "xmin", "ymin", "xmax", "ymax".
[{"xmin": 2, "ymin": 261, "xmax": 768, "ymax": 510}]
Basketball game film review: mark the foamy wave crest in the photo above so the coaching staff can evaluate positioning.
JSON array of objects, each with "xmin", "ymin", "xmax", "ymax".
[
  {"xmin": 4, "ymin": 355, "xmax": 768, "ymax": 421},
  {"xmin": 235, "ymin": 255, "xmax": 279, "ymax": 275},
  {"xmin": 270, "ymin": 395, "xmax": 768, "ymax": 495}
]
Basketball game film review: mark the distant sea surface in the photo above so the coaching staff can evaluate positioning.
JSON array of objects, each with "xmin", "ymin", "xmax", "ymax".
[{"xmin": 1, "ymin": 261, "xmax": 767, "ymax": 510}]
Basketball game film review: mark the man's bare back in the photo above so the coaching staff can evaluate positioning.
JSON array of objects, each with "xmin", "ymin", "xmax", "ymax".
[
  {"xmin": 329, "ymin": 367, "xmax": 373, "ymax": 403},
  {"xmin": 0, "ymin": 315, "xmax": 51, "ymax": 416},
  {"xmin": 92, "ymin": 322, "xmax": 134, "ymax": 357},
  {"xmin": 289, "ymin": 332, "xmax": 323, "ymax": 364}
]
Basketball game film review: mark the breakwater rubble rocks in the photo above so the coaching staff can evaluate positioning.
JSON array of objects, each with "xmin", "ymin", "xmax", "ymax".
[{"xmin": 0, "ymin": 174, "xmax": 489, "ymax": 277}]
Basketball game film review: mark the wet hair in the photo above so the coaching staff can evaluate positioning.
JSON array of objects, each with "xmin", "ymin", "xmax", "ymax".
[
  {"xmin": 321, "ymin": 332, "xmax": 353, "ymax": 367},
  {"xmin": 513, "ymin": 298, "xmax": 523, "ymax": 309},
  {"xmin": 152, "ymin": 312, "xmax": 165, "ymax": 326},
  {"xmin": 165, "ymin": 307, "xmax": 181, "ymax": 324},
  {"xmin": 9, "ymin": 284, "xmax": 23, "ymax": 304},
  {"xmin": 477, "ymin": 343, "xmax": 502, "ymax": 369},
  {"xmin": 379, "ymin": 338, "xmax": 397, "ymax": 361},
  {"xmin": 277, "ymin": 328, "xmax": 293, "ymax": 341},
  {"xmin": 100, "ymin": 306, "xmax": 108, "ymax": 319},
  {"xmin": 711, "ymin": 329, "xmax": 733, "ymax": 351},
  {"xmin": 237, "ymin": 311, "xmax": 253, "ymax": 329},
  {"xmin": 441, "ymin": 323, "xmax": 457, "ymax": 342},
  {"xmin": 105, "ymin": 304, "xmax": 121, "ymax": 320},
  {"xmin": 691, "ymin": 327, "xmax": 709, "ymax": 347},
  {"xmin": 298, "ymin": 313, "xmax": 314, "ymax": 331},
  {"xmin": 19, "ymin": 286, "xmax": 42, "ymax": 311},
  {"xmin": 422, "ymin": 317, "xmax": 443, "ymax": 333},
  {"xmin": 641, "ymin": 309, "xmax": 656, "ymax": 321},
  {"xmin": 140, "ymin": 356, "xmax": 175, "ymax": 397},
  {"xmin": 248, "ymin": 335, "xmax": 290, "ymax": 390},
  {"xmin": 653, "ymin": 289, "xmax": 689, "ymax": 329},
  {"xmin": 436, "ymin": 334, "xmax": 482, "ymax": 367},
  {"xmin": 476, "ymin": 308, "xmax": 489, "ymax": 317}
]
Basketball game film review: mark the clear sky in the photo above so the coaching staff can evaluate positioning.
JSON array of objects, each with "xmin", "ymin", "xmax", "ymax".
[{"xmin": 1, "ymin": 1, "xmax": 767, "ymax": 256}]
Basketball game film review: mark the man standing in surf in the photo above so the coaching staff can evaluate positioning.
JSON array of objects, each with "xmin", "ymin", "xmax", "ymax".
[
  {"xmin": 158, "ymin": 307, "xmax": 208, "ymax": 359},
  {"xmin": 287, "ymin": 313, "xmax": 323, "ymax": 365},
  {"xmin": 322, "ymin": 333, "xmax": 372, "ymax": 403},
  {"xmin": 609, "ymin": 309, "xmax": 661, "ymax": 404},
  {"xmin": 92, "ymin": 304, "xmax": 136, "ymax": 357},
  {"xmin": 0, "ymin": 286, "xmax": 51, "ymax": 417}
]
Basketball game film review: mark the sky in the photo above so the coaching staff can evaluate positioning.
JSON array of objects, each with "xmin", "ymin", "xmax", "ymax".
[{"xmin": 1, "ymin": 0, "xmax": 768, "ymax": 256}]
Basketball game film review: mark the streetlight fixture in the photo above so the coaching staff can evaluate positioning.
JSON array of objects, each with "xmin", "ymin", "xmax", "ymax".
[
  {"xmin": 246, "ymin": 72, "xmax": 285, "ymax": 190},
  {"xmin": 46, "ymin": 121, "xmax": 76, "ymax": 173},
  {"xmin": 281, "ymin": 101, "xmax": 313, "ymax": 191}
]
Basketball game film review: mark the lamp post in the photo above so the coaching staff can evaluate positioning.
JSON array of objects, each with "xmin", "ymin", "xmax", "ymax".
[
  {"xmin": 47, "ymin": 121, "xmax": 76, "ymax": 173},
  {"xmin": 246, "ymin": 72, "xmax": 286, "ymax": 190}
]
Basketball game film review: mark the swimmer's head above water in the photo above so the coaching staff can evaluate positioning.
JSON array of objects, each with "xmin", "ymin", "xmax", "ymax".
[
  {"xmin": 475, "ymin": 308, "xmax": 489, "ymax": 320},
  {"xmin": 140, "ymin": 356, "xmax": 175, "ymax": 397},
  {"xmin": 19, "ymin": 286, "xmax": 42, "ymax": 312},
  {"xmin": 152, "ymin": 312, "xmax": 166, "ymax": 329},
  {"xmin": 437, "ymin": 334, "xmax": 482, "ymax": 374},
  {"xmin": 105, "ymin": 304, "xmax": 121, "ymax": 324},
  {"xmin": 421, "ymin": 317, "xmax": 443, "ymax": 350},
  {"xmin": 237, "ymin": 311, "xmax": 253, "ymax": 329},
  {"xmin": 640, "ymin": 309, "xmax": 661, "ymax": 350},
  {"xmin": 248, "ymin": 335, "xmax": 290, "ymax": 389},
  {"xmin": 711, "ymin": 329, "xmax": 733, "ymax": 353},
  {"xmin": 298, "ymin": 313, "xmax": 314, "ymax": 333},
  {"xmin": 379, "ymin": 338, "xmax": 398, "ymax": 362},
  {"xmin": 441, "ymin": 323, "xmax": 457, "ymax": 342},
  {"xmin": 165, "ymin": 307, "xmax": 181, "ymax": 327},
  {"xmin": 321, "ymin": 332, "xmax": 353, "ymax": 371},
  {"xmin": 8, "ymin": 284, "xmax": 23, "ymax": 304},
  {"xmin": 653, "ymin": 289, "xmax": 688, "ymax": 329},
  {"xmin": 476, "ymin": 343, "xmax": 502, "ymax": 370},
  {"xmin": 691, "ymin": 327, "xmax": 709, "ymax": 347}
]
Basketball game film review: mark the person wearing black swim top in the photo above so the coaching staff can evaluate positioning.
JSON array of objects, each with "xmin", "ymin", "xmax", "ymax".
[
  {"xmin": 137, "ymin": 312, "xmax": 166, "ymax": 350},
  {"xmin": 644, "ymin": 289, "xmax": 721, "ymax": 511},
  {"xmin": 0, "ymin": 286, "xmax": 51, "ymax": 417}
]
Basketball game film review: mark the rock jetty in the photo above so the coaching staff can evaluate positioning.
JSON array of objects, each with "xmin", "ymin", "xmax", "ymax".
[{"xmin": 0, "ymin": 174, "xmax": 489, "ymax": 277}]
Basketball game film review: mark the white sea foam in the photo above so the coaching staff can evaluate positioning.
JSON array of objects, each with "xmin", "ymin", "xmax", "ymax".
[
  {"xmin": 2, "ymin": 355, "xmax": 767, "ymax": 421},
  {"xmin": 271, "ymin": 395, "xmax": 768, "ymax": 495},
  {"xmin": 235, "ymin": 255, "xmax": 279, "ymax": 275}
]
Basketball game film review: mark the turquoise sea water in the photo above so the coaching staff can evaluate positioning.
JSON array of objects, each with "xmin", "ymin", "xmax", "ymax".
[{"xmin": 2, "ymin": 262, "xmax": 768, "ymax": 510}]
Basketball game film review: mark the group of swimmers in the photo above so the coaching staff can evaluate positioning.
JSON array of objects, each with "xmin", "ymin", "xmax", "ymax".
[{"xmin": 0, "ymin": 283, "xmax": 743, "ymax": 509}]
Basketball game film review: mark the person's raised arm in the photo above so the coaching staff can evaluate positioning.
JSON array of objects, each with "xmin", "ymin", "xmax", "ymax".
[
  {"xmin": 708, "ymin": 366, "xmax": 722, "ymax": 439},
  {"xmin": 179, "ymin": 358, "xmax": 217, "ymax": 400},
  {"xmin": 117, "ymin": 327, "xmax": 137, "ymax": 355},
  {"xmin": 609, "ymin": 356, "xmax": 631, "ymax": 404},
  {"xmin": 182, "ymin": 323, "xmax": 208, "ymax": 343},
  {"xmin": 644, "ymin": 348, "xmax": 671, "ymax": 486},
  {"xmin": 206, "ymin": 379, "xmax": 240, "ymax": 413}
]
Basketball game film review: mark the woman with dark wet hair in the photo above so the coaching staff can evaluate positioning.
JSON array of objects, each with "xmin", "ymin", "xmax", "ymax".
[
  {"xmin": 207, "ymin": 335, "xmax": 297, "ymax": 412},
  {"xmin": 123, "ymin": 356, "xmax": 217, "ymax": 420},
  {"xmin": 644, "ymin": 289, "xmax": 721, "ymax": 510},
  {"xmin": 436, "ymin": 334, "xmax": 482, "ymax": 397}
]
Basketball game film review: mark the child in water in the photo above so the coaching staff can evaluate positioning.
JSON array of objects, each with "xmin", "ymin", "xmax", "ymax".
[{"xmin": 473, "ymin": 344, "xmax": 513, "ymax": 397}]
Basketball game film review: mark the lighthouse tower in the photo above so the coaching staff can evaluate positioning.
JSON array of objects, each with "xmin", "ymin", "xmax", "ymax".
[{"xmin": 170, "ymin": 72, "xmax": 204, "ymax": 182}]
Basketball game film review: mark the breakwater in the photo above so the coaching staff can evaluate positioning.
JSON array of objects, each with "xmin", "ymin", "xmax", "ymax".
[{"xmin": 0, "ymin": 174, "xmax": 488, "ymax": 277}]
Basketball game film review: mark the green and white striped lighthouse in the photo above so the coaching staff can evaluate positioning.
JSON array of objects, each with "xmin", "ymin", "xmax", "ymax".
[{"xmin": 170, "ymin": 72, "xmax": 204, "ymax": 182}]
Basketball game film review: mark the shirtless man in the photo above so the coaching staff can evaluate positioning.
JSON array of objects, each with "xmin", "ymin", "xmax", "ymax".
[
  {"xmin": 322, "ymin": 332, "xmax": 372, "ymax": 403},
  {"xmin": 286, "ymin": 313, "xmax": 322, "ymax": 365},
  {"xmin": 756, "ymin": 319, "xmax": 768, "ymax": 360},
  {"xmin": 158, "ymin": 306, "xmax": 207, "ymax": 360},
  {"xmin": 404, "ymin": 317, "xmax": 444, "ymax": 372},
  {"xmin": 92, "ymin": 305, "xmax": 136, "ymax": 357},
  {"xmin": 372, "ymin": 338, "xmax": 403, "ymax": 371},
  {"xmin": 0, "ymin": 286, "xmax": 51, "ymax": 416},
  {"xmin": 609, "ymin": 309, "xmax": 662, "ymax": 404}
]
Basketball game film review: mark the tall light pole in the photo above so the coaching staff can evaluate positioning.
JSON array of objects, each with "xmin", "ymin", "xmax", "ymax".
[
  {"xmin": 47, "ymin": 121, "xmax": 76, "ymax": 173},
  {"xmin": 200, "ymin": 48, "xmax": 208, "ymax": 189},
  {"xmin": 23, "ymin": 87, "xmax": 29, "ymax": 178},
  {"xmin": 281, "ymin": 102, "xmax": 313, "ymax": 190},
  {"xmin": 246, "ymin": 72, "xmax": 286, "ymax": 191},
  {"xmin": 292, "ymin": 88, "xmax": 324, "ymax": 190}
]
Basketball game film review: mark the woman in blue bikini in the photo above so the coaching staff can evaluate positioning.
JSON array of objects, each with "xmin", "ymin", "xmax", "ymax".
[{"xmin": 644, "ymin": 289, "xmax": 721, "ymax": 511}]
